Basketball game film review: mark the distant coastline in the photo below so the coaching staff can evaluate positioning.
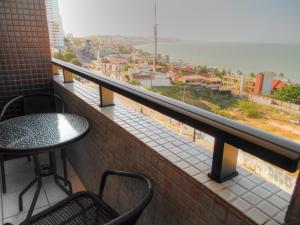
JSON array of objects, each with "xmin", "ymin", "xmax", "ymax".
[{"xmin": 135, "ymin": 42, "xmax": 300, "ymax": 84}]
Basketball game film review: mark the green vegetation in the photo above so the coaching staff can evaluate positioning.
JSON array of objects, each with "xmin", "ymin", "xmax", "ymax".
[
  {"xmin": 53, "ymin": 52, "xmax": 64, "ymax": 61},
  {"xmin": 54, "ymin": 48, "xmax": 82, "ymax": 67},
  {"xmin": 128, "ymin": 79, "xmax": 141, "ymax": 85},
  {"xmin": 64, "ymin": 48, "xmax": 77, "ymax": 62},
  {"xmin": 236, "ymin": 99, "xmax": 262, "ymax": 118},
  {"xmin": 274, "ymin": 85, "xmax": 300, "ymax": 105},
  {"xmin": 71, "ymin": 58, "xmax": 82, "ymax": 66},
  {"xmin": 196, "ymin": 65, "xmax": 208, "ymax": 73},
  {"xmin": 171, "ymin": 80, "xmax": 184, "ymax": 86},
  {"xmin": 147, "ymin": 85, "xmax": 300, "ymax": 141},
  {"xmin": 149, "ymin": 86, "xmax": 237, "ymax": 114},
  {"xmin": 124, "ymin": 74, "xmax": 130, "ymax": 82}
]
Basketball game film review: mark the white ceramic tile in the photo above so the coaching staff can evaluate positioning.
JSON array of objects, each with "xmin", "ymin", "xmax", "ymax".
[
  {"xmin": 184, "ymin": 157, "xmax": 200, "ymax": 166},
  {"xmin": 252, "ymin": 186, "xmax": 272, "ymax": 199},
  {"xmin": 4, "ymin": 158, "xmax": 34, "ymax": 176},
  {"xmin": 238, "ymin": 178, "xmax": 256, "ymax": 190},
  {"xmin": 237, "ymin": 168, "xmax": 252, "ymax": 177},
  {"xmin": 221, "ymin": 180, "xmax": 235, "ymax": 188},
  {"xmin": 195, "ymin": 154, "xmax": 209, "ymax": 161},
  {"xmin": 204, "ymin": 181, "xmax": 225, "ymax": 192},
  {"xmin": 242, "ymin": 192, "xmax": 262, "ymax": 205},
  {"xmin": 262, "ymin": 183, "xmax": 281, "ymax": 194},
  {"xmin": 265, "ymin": 220, "xmax": 280, "ymax": 225},
  {"xmin": 183, "ymin": 166, "xmax": 201, "ymax": 176},
  {"xmin": 166, "ymin": 155, "xmax": 181, "ymax": 163},
  {"xmin": 43, "ymin": 181, "xmax": 68, "ymax": 205},
  {"xmin": 159, "ymin": 150, "xmax": 173, "ymax": 158},
  {"xmin": 2, "ymin": 186, "xmax": 49, "ymax": 218},
  {"xmin": 3, "ymin": 205, "xmax": 49, "ymax": 225},
  {"xmin": 245, "ymin": 208, "xmax": 269, "ymax": 225},
  {"xmin": 194, "ymin": 173, "xmax": 210, "ymax": 183},
  {"xmin": 247, "ymin": 174, "xmax": 264, "ymax": 185},
  {"xmin": 194, "ymin": 162, "xmax": 209, "ymax": 172},
  {"xmin": 186, "ymin": 149, "xmax": 200, "ymax": 156},
  {"xmin": 174, "ymin": 161, "xmax": 190, "ymax": 170},
  {"xmin": 177, "ymin": 152, "xmax": 191, "ymax": 159},
  {"xmin": 5, "ymin": 170, "xmax": 35, "ymax": 194},
  {"xmin": 277, "ymin": 191, "xmax": 292, "ymax": 202},
  {"xmin": 256, "ymin": 201, "xmax": 280, "ymax": 217},
  {"xmin": 273, "ymin": 211, "xmax": 286, "ymax": 224},
  {"xmin": 227, "ymin": 184, "xmax": 247, "ymax": 196},
  {"xmin": 152, "ymin": 145, "xmax": 166, "ymax": 152},
  {"xmin": 231, "ymin": 198, "xmax": 252, "ymax": 212},
  {"xmin": 267, "ymin": 195, "xmax": 289, "ymax": 210},
  {"xmin": 216, "ymin": 189, "xmax": 237, "ymax": 201}
]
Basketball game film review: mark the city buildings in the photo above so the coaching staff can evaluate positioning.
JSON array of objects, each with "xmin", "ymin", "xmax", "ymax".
[
  {"xmin": 222, "ymin": 73, "xmax": 286, "ymax": 95},
  {"xmin": 45, "ymin": 0, "xmax": 64, "ymax": 51},
  {"xmin": 253, "ymin": 72, "xmax": 286, "ymax": 95},
  {"xmin": 221, "ymin": 74, "xmax": 242, "ymax": 92},
  {"xmin": 173, "ymin": 74, "xmax": 222, "ymax": 90}
]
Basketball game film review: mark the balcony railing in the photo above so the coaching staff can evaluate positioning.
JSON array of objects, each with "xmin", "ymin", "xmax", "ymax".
[{"xmin": 52, "ymin": 58, "xmax": 300, "ymax": 183}]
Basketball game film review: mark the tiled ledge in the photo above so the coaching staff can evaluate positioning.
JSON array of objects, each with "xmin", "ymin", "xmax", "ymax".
[{"xmin": 54, "ymin": 76, "xmax": 291, "ymax": 225}]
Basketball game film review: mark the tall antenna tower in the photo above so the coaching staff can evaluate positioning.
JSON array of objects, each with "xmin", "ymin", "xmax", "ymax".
[{"xmin": 152, "ymin": 0, "xmax": 158, "ymax": 88}]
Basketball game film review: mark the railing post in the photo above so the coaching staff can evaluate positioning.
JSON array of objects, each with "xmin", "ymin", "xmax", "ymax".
[
  {"xmin": 52, "ymin": 65, "xmax": 59, "ymax": 75},
  {"xmin": 99, "ymin": 85, "xmax": 114, "ymax": 107},
  {"xmin": 208, "ymin": 138, "xmax": 239, "ymax": 182},
  {"xmin": 63, "ymin": 69, "xmax": 74, "ymax": 83}
]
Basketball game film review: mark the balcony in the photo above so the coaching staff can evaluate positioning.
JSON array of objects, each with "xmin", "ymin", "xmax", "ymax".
[
  {"xmin": 1, "ymin": 1, "xmax": 300, "ymax": 225},
  {"xmin": 48, "ymin": 60, "xmax": 300, "ymax": 225}
]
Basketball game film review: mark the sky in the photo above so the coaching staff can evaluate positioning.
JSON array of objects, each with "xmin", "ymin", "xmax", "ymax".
[{"xmin": 58, "ymin": 0, "xmax": 300, "ymax": 43}]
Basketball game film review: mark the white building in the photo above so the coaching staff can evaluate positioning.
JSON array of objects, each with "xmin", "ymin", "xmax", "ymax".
[
  {"xmin": 45, "ymin": 0, "xmax": 64, "ymax": 50},
  {"xmin": 261, "ymin": 72, "xmax": 274, "ymax": 95}
]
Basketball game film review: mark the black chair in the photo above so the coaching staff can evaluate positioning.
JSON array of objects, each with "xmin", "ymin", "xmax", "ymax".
[
  {"xmin": 0, "ymin": 93, "xmax": 68, "ymax": 193},
  {"xmin": 13, "ymin": 170, "xmax": 153, "ymax": 225}
]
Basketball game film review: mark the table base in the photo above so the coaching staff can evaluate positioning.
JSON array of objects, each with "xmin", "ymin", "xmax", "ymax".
[{"xmin": 19, "ymin": 151, "xmax": 73, "ymax": 221}]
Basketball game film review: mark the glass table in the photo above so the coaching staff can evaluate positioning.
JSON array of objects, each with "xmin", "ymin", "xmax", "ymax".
[{"xmin": 0, "ymin": 113, "xmax": 89, "ymax": 220}]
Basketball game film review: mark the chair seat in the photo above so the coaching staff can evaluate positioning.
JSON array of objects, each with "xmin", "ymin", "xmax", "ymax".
[{"xmin": 21, "ymin": 192, "xmax": 120, "ymax": 225}]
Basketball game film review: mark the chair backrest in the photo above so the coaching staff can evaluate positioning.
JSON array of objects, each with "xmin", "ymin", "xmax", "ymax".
[
  {"xmin": 0, "ymin": 93, "xmax": 65, "ymax": 121},
  {"xmin": 99, "ymin": 171, "xmax": 153, "ymax": 225}
]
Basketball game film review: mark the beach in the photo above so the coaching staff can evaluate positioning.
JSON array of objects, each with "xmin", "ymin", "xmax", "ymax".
[{"xmin": 136, "ymin": 42, "xmax": 300, "ymax": 83}]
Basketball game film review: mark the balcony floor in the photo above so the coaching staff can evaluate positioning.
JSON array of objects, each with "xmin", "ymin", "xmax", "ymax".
[{"xmin": 0, "ymin": 152, "xmax": 85, "ymax": 225}]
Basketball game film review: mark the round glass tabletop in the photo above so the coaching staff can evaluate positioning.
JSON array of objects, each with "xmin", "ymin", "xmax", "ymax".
[{"xmin": 0, "ymin": 113, "xmax": 89, "ymax": 154}]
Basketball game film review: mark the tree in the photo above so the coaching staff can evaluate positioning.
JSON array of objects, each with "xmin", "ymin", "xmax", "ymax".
[
  {"xmin": 124, "ymin": 74, "xmax": 130, "ymax": 82},
  {"xmin": 221, "ymin": 69, "xmax": 227, "ymax": 76},
  {"xmin": 279, "ymin": 73, "xmax": 284, "ymax": 78},
  {"xmin": 172, "ymin": 80, "xmax": 184, "ymax": 86},
  {"xmin": 64, "ymin": 48, "xmax": 77, "ymax": 62},
  {"xmin": 274, "ymin": 85, "xmax": 300, "ymax": 104},
  {"xmin": 53, "ymin": 52, "xmax": 65, "ymax": 61},
  {"xmin": 197, "ymin": 65, "xmax": 208, "ymax": 73},
  {"xmin": 71, "ymin": 58, "xmax": 82, "ymax": 66},
  {"xmin": 179, "ymin": 69, "xmax": 185, "ymax": 75}
]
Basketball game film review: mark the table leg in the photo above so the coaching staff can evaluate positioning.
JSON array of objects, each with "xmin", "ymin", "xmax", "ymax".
[
  {"xmin": 50, "ymin": 151, "xmax": 73, "ymax": 195},
  {"xmin": 19, "ymin": 154, "xmax": 42, "ymax": 221},
  {"xmin": 19, "ymin": 151, "xmax": 73, "ymax": 221}
]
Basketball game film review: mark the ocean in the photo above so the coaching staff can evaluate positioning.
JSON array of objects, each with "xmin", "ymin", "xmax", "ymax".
[{"xmin": 136, "ymin": 42, "xmax": 300, "ymax": 84}]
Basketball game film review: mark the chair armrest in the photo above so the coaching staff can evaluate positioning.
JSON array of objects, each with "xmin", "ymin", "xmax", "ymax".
[
  {"xmin": 98, "ymin": 170, "xmax": 152, "ymax": 198},
  {"xmin": 0, "ymin": 96, "xmax": 23, "ymax": 121},
  {"xmin": 99, "ymin": 170, "xmax": 153, "ymax": 225}
]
